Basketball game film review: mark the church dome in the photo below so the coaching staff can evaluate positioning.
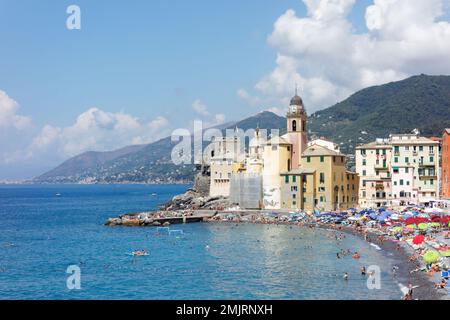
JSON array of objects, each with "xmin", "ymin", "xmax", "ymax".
[{"xmin": 290, "ymin": 94, "xmax": 303, "ymax": 106}]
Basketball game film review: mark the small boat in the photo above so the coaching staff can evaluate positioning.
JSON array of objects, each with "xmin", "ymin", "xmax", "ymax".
[
  {"xmin": 151, "ymin": 193, "xmax": 157, "ymax": 196},
  {"xmin": 55, "ymin": 193, "xmax": 62, "ymax": 197}
]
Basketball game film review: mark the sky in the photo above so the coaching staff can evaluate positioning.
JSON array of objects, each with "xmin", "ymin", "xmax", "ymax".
[{"xmin": 1, "ymin": 0, "xmax": 450, "ymax": 179}]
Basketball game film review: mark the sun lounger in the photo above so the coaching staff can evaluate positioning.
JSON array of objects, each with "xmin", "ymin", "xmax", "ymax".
[{"xmin": 442, "ymin": 271, "xmax": 449, "ymax": 279}]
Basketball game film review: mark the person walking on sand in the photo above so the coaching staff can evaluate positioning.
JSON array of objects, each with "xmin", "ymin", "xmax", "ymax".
[{"xmin": 407, "ymin": 284, "xmax": 414, "ymax": 299}]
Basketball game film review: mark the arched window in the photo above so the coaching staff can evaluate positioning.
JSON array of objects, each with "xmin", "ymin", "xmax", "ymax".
[{"xmin": 292, "ymin": 120, "xmax": 297, "ymax": 132}]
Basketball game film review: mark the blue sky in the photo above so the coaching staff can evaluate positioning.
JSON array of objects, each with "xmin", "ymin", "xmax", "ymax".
[
  {"xmin": 1, "ymin": 0, "xmax": 449, "ymax": 179},
  {"xmin": 0, "ymin": 0, "xmax": 372, "ymax": 128}
]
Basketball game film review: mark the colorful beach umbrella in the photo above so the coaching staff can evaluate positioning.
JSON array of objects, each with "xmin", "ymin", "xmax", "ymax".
[
  {"xmin": 418, "ymin": 223, "xmax": 428, "ymax": 231},
  {"xmin": 441, "ymin": 251, "xmax": 450, "ymax": 257},
  {"xmin": 422, "ymin": 251, "xmax": 440, "ymax": 264},
  {"xmin": 430, "ymin": 222, "xmax": 441, "ymax": 228},
  {"xmin": 391, "ymin": 226, "xmax": 403, "ymax": 232},
  {"xmin": 406, "ymin": 224, "xmax": 417, "ymax": 229},
  {"xmin": 413, "ymin": 235, "xmax": 425, "ymax": 245}
]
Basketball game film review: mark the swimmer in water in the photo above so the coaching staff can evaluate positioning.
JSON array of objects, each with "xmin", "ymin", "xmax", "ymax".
[
  {"xmin": 360, "ymin": 266, "xmax": 366, "ymax": 276},
  {"xmin": 344, "ymin": 272, "xmax": 349, "ymax": 281}
]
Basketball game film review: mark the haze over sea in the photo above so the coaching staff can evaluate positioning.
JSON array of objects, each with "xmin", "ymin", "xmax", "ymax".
[{"xmin": 0, "ymin": 184, "xmax": 402, "ymax": 299}]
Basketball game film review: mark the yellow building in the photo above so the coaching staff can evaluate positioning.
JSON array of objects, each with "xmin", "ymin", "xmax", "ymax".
[
  {"xmin": 262, "ymin": 136, "xmax": 292, "ymax": 209},
  {"xmin": 280, "ymin": 145, "xmax": 359, "ymax": 212}
]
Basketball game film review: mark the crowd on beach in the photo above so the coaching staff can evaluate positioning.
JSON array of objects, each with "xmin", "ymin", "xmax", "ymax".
[{"xmin": 207, "ymin": 205, "xmax": 450, "ymax": 299}]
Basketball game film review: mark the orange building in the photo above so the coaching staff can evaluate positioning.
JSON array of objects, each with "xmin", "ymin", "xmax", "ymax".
[{"xmin": 442, "ymin": 129, "xmax": 450, "ymax": 199}]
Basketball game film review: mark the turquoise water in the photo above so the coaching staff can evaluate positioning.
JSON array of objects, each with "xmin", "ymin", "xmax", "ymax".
[{"xmin": 0, "ymin": 184, "xmax": 402, "ymax": 300}]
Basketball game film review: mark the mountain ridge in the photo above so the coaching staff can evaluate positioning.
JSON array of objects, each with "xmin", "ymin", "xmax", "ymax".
[{"xmin": 34, "ymin": 74, "xmax": 450, "ymax": 183}]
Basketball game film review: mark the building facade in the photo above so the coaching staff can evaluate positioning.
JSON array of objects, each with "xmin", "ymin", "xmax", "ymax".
[
  {"xmin": 209, "ymin": 135, "xmax": 243, "ymax": 197},
  {"xmin": 280, "ymin": 145, "xmax": 359, "ymax": 211},
  {"xmin": 210, "ymin": 90, "xmax": 358, "ymax": 212},
  {"xmin": 356, "ymin": 133, "xmax": 440, "ymax": 208},
  {"xmin": 442, "ymin": 129, "xmax": 450, "ymax": 199}
]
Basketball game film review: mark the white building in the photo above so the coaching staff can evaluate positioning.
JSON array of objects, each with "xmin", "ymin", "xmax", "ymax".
[
  {"xmin": 209, "ymin": 135, "xmax": 243, "ymax": 197},
  {"xmin": 356, "ymin": 133, "xmax": 440, "ymax": 208}
]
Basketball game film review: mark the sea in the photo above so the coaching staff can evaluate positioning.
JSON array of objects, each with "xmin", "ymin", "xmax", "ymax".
[{"xmin": 0, "ymin": 184, "xmax": 403, "ymax": 300}]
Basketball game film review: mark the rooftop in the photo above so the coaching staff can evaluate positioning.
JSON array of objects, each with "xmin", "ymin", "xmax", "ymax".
[
  {"xmin": 280, "ymin": 168, "xmax": 316, "ymax": 175},
  {"xmin": 302, "ymin": 145, "xmax": 343, "ymax": 157}
]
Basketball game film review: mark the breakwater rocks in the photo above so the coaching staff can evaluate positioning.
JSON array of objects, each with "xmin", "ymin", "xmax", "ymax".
[
  {"xmin": 106, "ymin": 185, "xmax": 230, "ymax": 227},
  {"xmin": 163, "ymin": 188, "xmax": 231, "ymax": 211},
  {"xmin": 105, "ymin": 210, "xmax": 217, "ymax": 227}
]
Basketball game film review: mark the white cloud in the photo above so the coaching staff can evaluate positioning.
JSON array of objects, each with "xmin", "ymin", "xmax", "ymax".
[
  {"xmin": 192, "ymin": 99, "xmax": 210, "ymax": 116},
  {"xmin": 0, "ymin": 91, "xmax": 172, "ymax": 179},
  {"xmin": 28, "ymin": 108, "xmax": 171, "ymax": 158},
  {"xmin": 190, "ymin": 99, "xmax": 226, "ymax": 128},
  {"xmin": 238, "ymin": 0, "xmax": 450, "ymax": 113},
  {"xmin": 0, "ymin": 90, "xmax": 32, "ymax": 130}
]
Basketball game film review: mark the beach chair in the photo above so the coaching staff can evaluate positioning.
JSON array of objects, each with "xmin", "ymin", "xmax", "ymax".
[{"xmin": 442, "ymin": 271, "xmax": 449, "ymax": 279}]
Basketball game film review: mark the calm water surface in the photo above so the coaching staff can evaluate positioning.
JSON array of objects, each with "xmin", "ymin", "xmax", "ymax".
[{"xmin": 0, "ymin": 184, "xmax": 402, "ymax": 299}]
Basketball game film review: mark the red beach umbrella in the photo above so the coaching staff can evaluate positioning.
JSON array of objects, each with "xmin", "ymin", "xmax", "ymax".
[{"xmin": 413, "ymin": 235, "xmax": 425, "ymax": 245}]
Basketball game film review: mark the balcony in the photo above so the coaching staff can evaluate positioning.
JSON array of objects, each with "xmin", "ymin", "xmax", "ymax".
[
  {"xmin": 419, "ymin": 175, "xmax": 437, "ymax": 180},
  {"xmin": 418, "ymin": 161, "xmax": 436, "ymax": 167},
  {"xmin": 374, "ymin": 164, "xmax": 389, "ymax": 170}
]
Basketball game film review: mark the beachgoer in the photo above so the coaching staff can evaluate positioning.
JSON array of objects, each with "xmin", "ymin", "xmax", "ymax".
[
  {"xmin": 408, "ymin": 284, "xmax": 414, "ymax": 299},
  {"xmin": 352, "ymin": 252, "xmax": 361, "ymax": 259},
  {"xmin": 344, "ymin": 272, "xmax": 349, "ymax": 281},
  {"xmin": 360, "ymin": 266, "xmax": 366, "ymax": 276},
  {"xmin": 435, "ymin": 279, "xmax": 447, "ymax": 289}
]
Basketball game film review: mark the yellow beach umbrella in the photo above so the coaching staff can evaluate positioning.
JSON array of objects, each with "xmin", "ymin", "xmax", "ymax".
[{"xmin": 422, "ymin": 251, "xmax": 440, "ymax": 264}]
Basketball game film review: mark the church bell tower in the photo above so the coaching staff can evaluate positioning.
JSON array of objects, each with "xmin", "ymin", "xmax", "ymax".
[{"xmin": 286, "ymin": 88, "xmax": 308, "ymax": 168}]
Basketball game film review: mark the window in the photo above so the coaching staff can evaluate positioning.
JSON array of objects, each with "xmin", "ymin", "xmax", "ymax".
[
  {"xmin": 320, "ymin": 196, "xmax": 324, "ymax": 202},
  {"xmin": 320, "ymin": 156, "xmax": 325, "ymax": 163},
  {"xmin": 320, "ymin": 173, "xmax": 325, "ymax": 183},
  {"xmin": 362, "ymin": 170, "xmax": 366, "ymax": 176},
  {"xmin": 431, "ymin": 179, "xmax": 434, "ymax": 185},
  {"xmin": 307, "ymin": 157, "xmax": 311, "ymax": 163},
  {"xmin": 292, "ymin": 175, "xmax": 296, "ymax": 183},
  {"xmin": 292, "ymin": 120, "xmax": 297, "ymax": 132},
  {"xmin": 292, "ymin": 194, "xmax": 296, "ymax": 199},
  {"xmin": 419, "ymin": 146, "xmax": 423, "ymax": 151},
  {"xmin": 303, "ymin": 197, "xmax": 307, "ymax": 203},
  {"xmin": 405, "ymin": 157, "xmax": 409, "ymax": 163},
  {"xmin": 405, "ymin": 167, "xmax": 409, "ymax": 174},
  {"xmin": 400, "ymin": 179, "xmax": 404, "ymax": 186},
  {"xmin": 430, "ymin": 156, "xmax": 434, "ymax": 163},
  {"xmin": 285, "ymin": 176, "xmax": 289, "ymax": 184},
  {"xmin": 394, "ymin": 157, "xmax": 399, "ymax": 163}
]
